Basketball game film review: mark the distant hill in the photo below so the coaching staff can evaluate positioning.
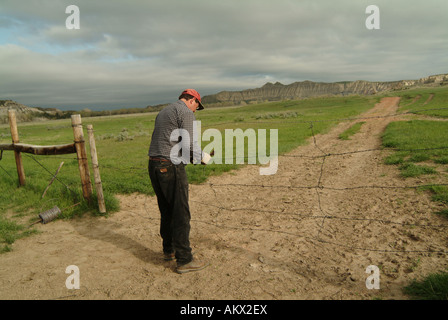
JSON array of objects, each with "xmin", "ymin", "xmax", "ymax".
[
  {"xmin": 2, "ymin": 73, "xmax": 448, "ymax": 123},
  {"xmin": 0, "ymin": 100, "xmax": 44, "ymax": 114},
  {"xmin": 202, "ymin": 73, "xmax": 448, "ymax": 107},
  {"xmin": 0, "ymin": 100, "xmax": 55, "ymax": 123},
  {"xmin": 0, "ymin": 99, "xmax": 159, "ymax": 123}
]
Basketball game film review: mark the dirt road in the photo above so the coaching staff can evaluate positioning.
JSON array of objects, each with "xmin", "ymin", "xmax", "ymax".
[{"xmin": 1, "ymin": 97, "xmax": 447, "ymax": 300}]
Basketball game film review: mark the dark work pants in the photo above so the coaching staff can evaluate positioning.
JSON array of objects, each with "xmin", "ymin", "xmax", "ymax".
[{"xmin": 148, "ymin": 160, "xmax": 193, "ymax": 266}]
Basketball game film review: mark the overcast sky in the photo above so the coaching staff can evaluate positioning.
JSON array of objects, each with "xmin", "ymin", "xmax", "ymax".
[{"xmin": 1, "ymin": 0, "xmax": 447, "ymax": 110}]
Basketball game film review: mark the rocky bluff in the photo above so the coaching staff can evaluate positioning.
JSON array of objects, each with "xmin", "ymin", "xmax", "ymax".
[{"xmin": 202, "ymin": 73, "xmax": 448, "ymax": 106}]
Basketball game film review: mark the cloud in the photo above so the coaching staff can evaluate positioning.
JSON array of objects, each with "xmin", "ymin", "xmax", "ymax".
[{"xmin": 0, "ymin": 0, "xmax": 447, "ymax": 109}]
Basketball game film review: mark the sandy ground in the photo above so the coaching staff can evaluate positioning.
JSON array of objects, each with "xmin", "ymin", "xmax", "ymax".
[{"xmin": 1, "ymin": 97, "xmax": 447, "ymax": 300}]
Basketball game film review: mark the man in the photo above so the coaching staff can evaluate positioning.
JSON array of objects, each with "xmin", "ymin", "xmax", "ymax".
[{"xmin": 148, "ymin": 89, "xmax": 211, "ymax": 274}]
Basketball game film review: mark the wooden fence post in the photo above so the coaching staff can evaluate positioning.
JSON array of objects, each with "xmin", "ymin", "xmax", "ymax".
[
  {"xmin": 71, "ymin": 115, "xmax": 93, "ymax": 202},
  {"xmin": 8, "ymin": 110, "xmax": 26, "ymax": 186},
  {"xmin": 87, "ymin": 125, "xmax": 106, "ymax": 213}
]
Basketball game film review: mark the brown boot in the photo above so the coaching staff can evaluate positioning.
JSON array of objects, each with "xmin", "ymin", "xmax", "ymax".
[{"xmin": 176, "ymin": 258, "xmax": 209, "ymax": 274}]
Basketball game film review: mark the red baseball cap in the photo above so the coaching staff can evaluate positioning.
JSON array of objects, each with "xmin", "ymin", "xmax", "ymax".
[{"xmin": 181, "ymin": 89, "xmax": 204, "ymax": 110}]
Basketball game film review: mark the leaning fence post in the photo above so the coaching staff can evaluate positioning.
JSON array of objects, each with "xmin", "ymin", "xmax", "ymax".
[
  {"xmin": 71, "ymin": 115, "xmax": 93, "ymax": 202},
  {"xmin": 8, "ymin": 110, "xmax": 26, "ymax": 186},
  {"xmin": 87, "ymin": 124, "xmax": 106, "ymax": 213}
]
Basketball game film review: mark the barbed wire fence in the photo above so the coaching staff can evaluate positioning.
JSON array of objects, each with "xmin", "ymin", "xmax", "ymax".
[{"xmin": 1, "ymin": 106, "xmax": 448, "ymax": 255}]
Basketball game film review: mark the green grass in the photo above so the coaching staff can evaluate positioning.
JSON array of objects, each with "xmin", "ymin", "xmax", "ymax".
[
  {"xmin": 338, "ymin": 122, "xmax": 365, "ymax": 140},
  {"xmin": 382, "ymin": 120, "xmax": 448, "ymax": 178},
  {"xmin": 399, "ymin": 163, "xmax": 437, "ymax": 178},
  {"xmin": 0, "ymin": 217, "xmax": 38, "ymax": 253},
  {"xmin": 382, "ymin": 116, "xmax": 448, "ymax": 211},
  {"xmin": 403, "ymin": 271, "xmax": 448, "ymax": 300},
  {"xmin": 435, "ymin": 209, "xmax": 448, "ymax": 218},
  {"xmin": 382, "ymin": 120, "xmax": 448, "ymax": 152},
  {"xmin": 420, "ymin": 185, "xmax": 448, "ymax": 205},
  {"xmin": 384, "ymin": 86, "xmax": 448, "ymax": 118}
]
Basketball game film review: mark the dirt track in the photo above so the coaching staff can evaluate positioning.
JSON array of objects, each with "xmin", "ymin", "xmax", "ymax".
[{"xmin": 1, "ymin": 97, "xmax": 447, "ymax": 300}]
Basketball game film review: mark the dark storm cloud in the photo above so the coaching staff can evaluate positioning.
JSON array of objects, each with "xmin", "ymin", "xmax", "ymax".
[{"xmin": 0, "ymin": 0, "xmax": 447, "ymax": 109}]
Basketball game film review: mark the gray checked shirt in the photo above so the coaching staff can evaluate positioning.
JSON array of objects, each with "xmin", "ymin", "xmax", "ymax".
[{"xmin": 148, "ymin": 100, "xmax": 203, "ymax": 164}]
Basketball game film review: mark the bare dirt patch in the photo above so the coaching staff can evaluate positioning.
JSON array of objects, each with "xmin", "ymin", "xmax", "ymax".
[{"xmin": 1, "ymin": 97, "xmax": 447, "ymax": 300}]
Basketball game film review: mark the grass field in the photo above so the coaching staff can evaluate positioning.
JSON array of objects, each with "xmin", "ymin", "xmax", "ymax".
[
  {"xmin": 385, "ymin": 85, "xmax": 448, "ymax": 118},
  {"xmin": 381, "ymin": 86, "xmax": 448, "ymax": 207}
]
